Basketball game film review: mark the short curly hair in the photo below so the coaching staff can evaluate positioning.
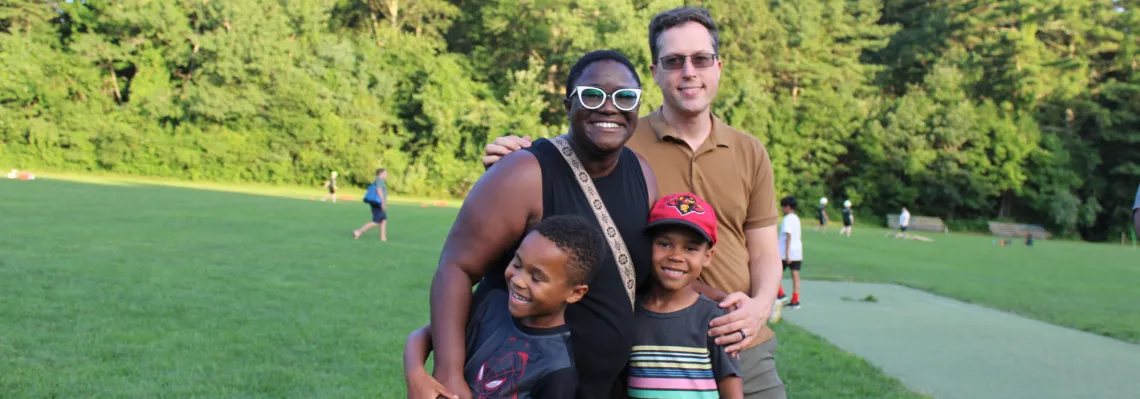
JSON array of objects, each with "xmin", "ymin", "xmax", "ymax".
[{"xmin": 532, "ymin": 214, "xmax": 605, "ymax": 286}]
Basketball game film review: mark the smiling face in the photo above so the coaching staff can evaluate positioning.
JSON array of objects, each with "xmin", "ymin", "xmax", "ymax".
[
  {"xmin": 650, "ymin": 21, "xmax": 722, "ymax": 117},
  {"xmin": 650, "ymin": 227, "xmax": 714, "ymax": 292},
  {"xmin": 564, "ymin": 59, "xmax": 642, "ymax": 156},
  {"xmin": 503, "ymin": 231, "xmax": 588, "ymax": 327}
]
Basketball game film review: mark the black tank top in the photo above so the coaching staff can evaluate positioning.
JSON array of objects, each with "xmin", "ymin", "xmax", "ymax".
[{"xmin": 473, "ymin": 138, "xmax": 653, "ymax": 398}]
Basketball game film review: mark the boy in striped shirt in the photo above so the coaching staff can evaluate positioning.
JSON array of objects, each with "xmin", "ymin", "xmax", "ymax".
[{"xmin": 629, "ymin": 193, "xmax": 742, "ymax": 399}]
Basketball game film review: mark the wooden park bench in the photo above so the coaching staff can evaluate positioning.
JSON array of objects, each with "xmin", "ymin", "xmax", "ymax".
[
  {"xmin": 987, "ymin": 221, "xmax": 1052, "ymax": 240},
  {"xmin": 886, "ymin": 214, "xmax": 948, "ymax": 233}
]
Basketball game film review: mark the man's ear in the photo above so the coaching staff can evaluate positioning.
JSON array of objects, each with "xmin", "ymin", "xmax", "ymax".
[
  {"xmin": 565, "ymin": 284, "xmax": 590, "ymax": 304},
  {"xmin": 564, "ymin": 97, "xmax": 572, "ymax": 112},
  {"xmin": 649, "ymin": 63, "xmax": 657, "ymax": 80}
]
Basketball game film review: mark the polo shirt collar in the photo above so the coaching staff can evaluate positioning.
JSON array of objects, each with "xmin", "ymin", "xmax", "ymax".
[{"xmin": 647, "ymin": 107, "xmax": 731, "ymax": 148}]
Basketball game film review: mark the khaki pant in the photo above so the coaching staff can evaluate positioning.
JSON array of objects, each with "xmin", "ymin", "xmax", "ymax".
[{"xmin": 740, "ymin": 336, "xmax": 786, "ymax": 399}]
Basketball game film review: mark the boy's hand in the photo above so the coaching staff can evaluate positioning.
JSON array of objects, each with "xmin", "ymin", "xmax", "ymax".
[{"xmin": 406, "ymin": 369, "xmax": 461, "ymax": 399}]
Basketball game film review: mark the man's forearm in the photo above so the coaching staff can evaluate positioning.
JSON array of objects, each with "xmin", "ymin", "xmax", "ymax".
[
  {"xmin": 429, "ymin": 267, "xmax": 473, "ymax": 382},
  {"xmin": 743, "ymin": 227, "xmax": 783, "ymax": 303},
  {"xmin": 750, "ymin": 253, "xmax": 782, "ymax": 302}
]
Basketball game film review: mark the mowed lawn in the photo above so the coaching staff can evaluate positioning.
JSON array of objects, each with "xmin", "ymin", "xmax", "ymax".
[
  {"xmin": 800, "ymin": 222, "xmax": 1140, "ymax": 343},
  {"xmin": 1, "ymin": 177, "xmax": 926, "ymax": 398}
]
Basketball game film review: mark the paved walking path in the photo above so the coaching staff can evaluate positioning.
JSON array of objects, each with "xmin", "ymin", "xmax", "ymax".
[{"xmin": 780, "ymin": 280, "xmax": 1140, "ymax": 399}]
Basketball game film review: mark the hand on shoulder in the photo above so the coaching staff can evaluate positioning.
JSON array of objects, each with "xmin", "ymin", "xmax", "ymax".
[{"xmin": 482, "ymin": 135, "xmax": 533, "ymax": 170}]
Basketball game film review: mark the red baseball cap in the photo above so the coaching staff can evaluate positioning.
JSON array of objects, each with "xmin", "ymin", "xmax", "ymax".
[{"xmin": 646, "ymin": 192, "xmax": 718, "ymax": 246}]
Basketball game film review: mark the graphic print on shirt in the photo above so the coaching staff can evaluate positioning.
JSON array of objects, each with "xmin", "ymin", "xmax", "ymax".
[
  {"xmin": 473, "ymin": 338, "xmax": 531, "ymax": 398},
  {"xmin": 627, "ymin": 345, "xmax": 720, "ymax": 399}
]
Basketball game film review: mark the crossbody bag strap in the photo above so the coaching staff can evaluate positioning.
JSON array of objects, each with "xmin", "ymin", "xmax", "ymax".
[{"xmin": 550, "ymin": 135, "xmax": 636, "ymax": 310}]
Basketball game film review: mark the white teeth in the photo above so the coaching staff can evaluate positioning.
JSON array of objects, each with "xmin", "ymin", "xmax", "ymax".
[
  {"xmin": 663, "ymin": 268, "xmax": 685, "ymax": 276},
  {"xmin": 592, "ymin": 122, "xmax": 620, "ymax": 128},
  {"xmin": 510, "ymin": 290, "xmax": 531, "ymax": 303}
]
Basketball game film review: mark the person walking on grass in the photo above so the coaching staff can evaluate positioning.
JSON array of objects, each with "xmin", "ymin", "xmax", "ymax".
[
  {"xmin": 320, "ymin": 171, "xmax": 338, "ymax": 203},
  {"xmin": 895, "ymin": 206, "xmax": 911, "ymax": 239},
  {"xmin": 839, "ymin": 200, "xmax": 854, "ymax": 237},
  {"xmin": 353, "ymin": 168, "xmax": 388, "ymax": 241},
  {"xmin": 775, "ymin": 196, "xmax": 803, "ymax": 310},
  {"xmin": 813, "ymin": 197, "xmax": 828, "ymax": 232}
]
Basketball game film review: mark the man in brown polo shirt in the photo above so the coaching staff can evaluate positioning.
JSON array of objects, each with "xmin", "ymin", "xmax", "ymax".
[{"xmin": 481, "ymin": 7, "xmax": 787, "ymax": 398}]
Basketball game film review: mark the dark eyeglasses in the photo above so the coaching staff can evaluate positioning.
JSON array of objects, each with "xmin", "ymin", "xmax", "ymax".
[
  {"xmin": 568, "ymin": 86, "xmax": 643, "ymax": 112},
  {"xmin": 657, "ymin": 52, "xmax": 718, "ymax": 70}
]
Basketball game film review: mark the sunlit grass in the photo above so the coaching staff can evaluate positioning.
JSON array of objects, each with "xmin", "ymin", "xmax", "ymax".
[{"xmin": 1, "ymin": 177, "xmax": 926, "ymax": 397}]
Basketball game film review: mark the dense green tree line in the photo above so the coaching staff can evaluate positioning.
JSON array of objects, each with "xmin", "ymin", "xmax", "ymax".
[{"xmin": 1, "ymin": 0, "xmax": 1137, "ymax": 240}]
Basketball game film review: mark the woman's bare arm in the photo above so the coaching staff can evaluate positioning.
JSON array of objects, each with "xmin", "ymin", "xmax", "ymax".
[{"xmin": 427, "ymin": 151, "xmax": 542, "ymax": 397}]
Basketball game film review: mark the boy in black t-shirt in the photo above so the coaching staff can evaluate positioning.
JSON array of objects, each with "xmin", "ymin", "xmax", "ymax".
[
  {"xmin": 404, "ymin": 215, "xmax": 605, "ymax": 399},
  {"xmin": 840, "ymin": 200, "xmax": 854, "ymax": 237},
  {"xmin": 813, "ymin": 197, "xmax": 829, "ymax": 232}
]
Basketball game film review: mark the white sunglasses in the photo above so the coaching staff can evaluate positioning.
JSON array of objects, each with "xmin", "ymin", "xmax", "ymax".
[{"xmin": 568, "ymin": 86, "xmax": 643, "ymax": 112}]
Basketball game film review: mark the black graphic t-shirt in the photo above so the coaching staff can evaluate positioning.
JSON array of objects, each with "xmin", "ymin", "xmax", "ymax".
[
  {"xmin": 842, "ymin": 208, "xmax": 853, "ymax": 224},
  {"xmin": 464, "ymin": 287, "xmax": 577, "ymax": 398}
]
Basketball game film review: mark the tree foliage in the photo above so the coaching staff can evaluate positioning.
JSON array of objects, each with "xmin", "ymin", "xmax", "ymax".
[{"xmin": 1, "ymin": 0, "xmax": 1137, "ymax": 240}]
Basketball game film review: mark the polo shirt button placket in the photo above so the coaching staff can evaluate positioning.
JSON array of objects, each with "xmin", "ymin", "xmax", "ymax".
[{"xmin": 689, "ymin": 157, "xmax": 697, "ymax": 189}]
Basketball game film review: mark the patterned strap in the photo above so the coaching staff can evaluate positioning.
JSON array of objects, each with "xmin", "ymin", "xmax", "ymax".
[{"xmin": 550, "ymin": 135, "xmax": 637, "ymax": 310}]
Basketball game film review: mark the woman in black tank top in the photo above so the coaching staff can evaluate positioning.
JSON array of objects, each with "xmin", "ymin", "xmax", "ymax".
[
  {"xmin": 518, "ymin": 139, "xmax": 654, "ymax": 398},
  {"xmin": 410, "ymin": 50, "xmax": 658, "ymax": 399}
]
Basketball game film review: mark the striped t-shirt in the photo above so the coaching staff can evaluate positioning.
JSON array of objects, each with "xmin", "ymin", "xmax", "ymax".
[{"xmin": 628, "ymin": 295, "xmax": 740, "ymax": 398}]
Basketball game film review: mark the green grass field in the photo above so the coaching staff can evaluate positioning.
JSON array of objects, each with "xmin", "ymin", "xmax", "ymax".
[
  {"xmin": 1, "ymin": 177, "xmax": 926, "ymax": 398},
  {"xmin": 801, "ymin": 224, "xmax": 1140, "ymax": 343}
]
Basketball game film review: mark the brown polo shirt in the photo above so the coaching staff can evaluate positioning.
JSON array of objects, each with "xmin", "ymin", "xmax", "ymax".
[{"xmin": 627, "ymin": 108, "xmax": 780, "ymax": 343}]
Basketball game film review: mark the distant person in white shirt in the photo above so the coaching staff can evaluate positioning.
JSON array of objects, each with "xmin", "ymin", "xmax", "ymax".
[
  {"xmin": 1133, "ymin": 183, "xmax": 1139, "ymax": 239},
  {"xmin": 776, "ymin": 196, "xmax": 804, "ymax": 309},
  {"xmin": 896, "ymin": 206, "xmax": 911, "ymax": 238}
]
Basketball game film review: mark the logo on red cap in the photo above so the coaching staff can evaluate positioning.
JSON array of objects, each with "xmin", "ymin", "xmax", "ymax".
[{"xmin": 666, "ymin": 195, "xmax": 706, "ymax": 216}]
